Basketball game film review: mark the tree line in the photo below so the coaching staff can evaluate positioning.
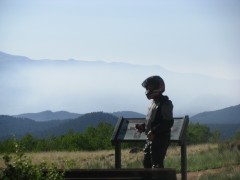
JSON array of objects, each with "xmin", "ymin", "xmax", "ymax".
[{"xmin": 0, "ymin": 122, "xmax": 229, "ymax": 153}]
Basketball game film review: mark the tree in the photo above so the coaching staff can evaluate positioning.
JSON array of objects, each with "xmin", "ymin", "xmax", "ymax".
[
  {"xmin": 209, "ymin": 129, "xmax": 221, "ymax": 143},
  {"xmin": 83, "ymin": 122, "xmax": 114, "ymax": 150},
  {"xmin": 19, "ymin": 134, "xmax": 37, "ymax": 151},
  {"xmin": 186, "ymin": 123, "xmax": 211, "ymax": 144}
]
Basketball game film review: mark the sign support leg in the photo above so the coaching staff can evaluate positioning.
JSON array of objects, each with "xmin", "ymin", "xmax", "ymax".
[
  {"xmin": 115, "ymin": 142, "xmax": 121, "ymax": 168},
  {"xmin": 181, "ymin": 141, "xmax": 187, "ymax": 180}
]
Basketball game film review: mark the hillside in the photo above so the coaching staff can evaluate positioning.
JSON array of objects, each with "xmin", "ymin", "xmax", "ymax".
[
  {"xmin": 0, "ymin": 112, "xmax": 118, "ymax": 140},
  {"xmin": 1, "ymin": 104, "xmax": 240, "ymax": 140},
  {"xmin": 206, "ymin": 124, "xmax": 240, "ymax": 140},
  {"xmin": 35, "ymin": 112, "xmax": 118, "ymax": 137},
  {"xmin": 0, "ymin": 115, "xmax": 68, "ymax": 140},
  {"xmin": 190, "ymin": 104, "xmax": 240, "ymax": 124},
  {"xmin": 0, "ymin": 111, "xmax": 139, "ymax": 140},
  {"xmin": 190, "ymin": 104, "xmax": 240, "ymax": 139}
]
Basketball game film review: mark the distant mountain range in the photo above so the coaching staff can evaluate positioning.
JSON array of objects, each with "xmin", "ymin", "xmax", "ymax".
[
  {"xmin": 0, "ymin": 112, "xmax": 118, "ymax": 140},
  {"xmin": 0, "ymin": 105, "xmax": 239, "ymax": 141},
  {"xmin": 0, "ymin": 115, "xmax": 69, "ymax": 140},
  {"xmin": 0, "ymin": 51, "xmax": 239, "ymax": 140},
  {"xmin": 13, "ymin": 110, "xmax": 145, "ymax": 121},
  {"xmin": 34, "ymin": 112, "xmax": 118, "ymax": 137},
  {"xmin": 0, "ymin": 111, "xmax": 145, "ymax": 140},
  {"xmin": 1, "ymin": 51, "xmax": 240, "ymax": 116},
  {"xmin": 15, "ymin": 110, "xmax": 82, "ymax": 121},
  {"xmin": 12, "ymin": 104, "xmax": 240, "ymax": 124}
]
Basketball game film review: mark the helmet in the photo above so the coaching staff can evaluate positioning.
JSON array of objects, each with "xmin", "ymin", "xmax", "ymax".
[{"xmin": 142, "ymin": 76, "xmax": 165, "ymax": 99}]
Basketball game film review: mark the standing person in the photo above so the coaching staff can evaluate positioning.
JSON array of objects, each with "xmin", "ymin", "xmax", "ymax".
[{"xmin": 136, "ymin": 75, "xmax": 174, "ymax": 168}]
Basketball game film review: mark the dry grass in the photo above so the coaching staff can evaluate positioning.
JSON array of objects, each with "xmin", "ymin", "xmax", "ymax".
[
  {"xmin": 0, "ymin": 143, "xmax": 218, "ymax": 170},
  {"xmin": 167, "ymin": 143, "xmax": 218, "ymax": 156},
  {"xmin": 1, "ymin": 143, "xmax": 239, "ymax": 180},
  {"xmin": 1, "ymin": 143, "xmax": 239, "ymax": 179},
  {"xmin": 27, "ymin": 150, "xmax": 116, "ymax": 169},
  {"xmin": 28, "ymin": 149, "xmax": 144, "ymax": 169}
]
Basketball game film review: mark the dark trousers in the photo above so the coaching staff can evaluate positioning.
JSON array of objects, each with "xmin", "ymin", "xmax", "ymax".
[{"xmin": 143, "ymin": 135, "xmax": 170, "ymax": 168}]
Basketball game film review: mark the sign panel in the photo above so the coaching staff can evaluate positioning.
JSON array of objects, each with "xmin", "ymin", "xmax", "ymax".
[
  {"xmin": 117, "ymin": 119, "xmax": 146, "ymax": 141},
  {"xmin": 112, "ymin": 117, "xmax": 188, "ymax": 143}
]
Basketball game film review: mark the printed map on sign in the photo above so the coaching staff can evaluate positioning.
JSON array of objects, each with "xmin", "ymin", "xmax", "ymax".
[{"xmin": 116, "ymin": 118, "xmax": 186, "ymax": 142}]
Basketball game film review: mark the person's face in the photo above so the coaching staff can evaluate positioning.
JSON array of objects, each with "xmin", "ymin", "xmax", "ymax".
[{"xmin": 145, "ymin": 85, "xmax": 155, "ymax": 99}]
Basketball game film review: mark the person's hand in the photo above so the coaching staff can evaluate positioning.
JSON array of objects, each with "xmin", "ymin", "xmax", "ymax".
[
  {"xmin": 147, "ymin": 131, "xmax": 155, "ymax": 141},
  {"xmin": 135, "ymin": 124, "xmax": 143, "ymax": 133}
]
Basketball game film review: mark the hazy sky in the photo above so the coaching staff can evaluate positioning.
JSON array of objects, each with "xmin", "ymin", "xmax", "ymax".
[{"xmin": 0, "ymin": 0, "xmax": 240, "ymax": 79}]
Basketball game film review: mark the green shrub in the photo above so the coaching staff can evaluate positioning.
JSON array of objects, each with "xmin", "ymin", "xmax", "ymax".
[{"xmin": 0, "ymin": 141, "xmax": 64, "ymax": 180}]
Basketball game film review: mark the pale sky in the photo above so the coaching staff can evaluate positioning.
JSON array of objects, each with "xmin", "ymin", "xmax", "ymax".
[
  {"xmin": 0, "ymin": 0, "xmax": 240, "ymax": 79},
  {"xmin": 0, "ymin": 0, "xmax": 240, "ymax": 115}
]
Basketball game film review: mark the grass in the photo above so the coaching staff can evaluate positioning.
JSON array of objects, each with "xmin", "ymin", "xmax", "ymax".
[
  {"xmin": 1, "ymin": 143, "xmax": 239, "ymax": 178},
  {"xmin": 166, "ymin": 143, "xmax": 240, "ymax": 172}
]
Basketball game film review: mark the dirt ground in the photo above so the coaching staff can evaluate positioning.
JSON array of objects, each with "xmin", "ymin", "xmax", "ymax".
[{"xmin": 176, "ymin": 165, "xmax": 240, "ymax": 180}]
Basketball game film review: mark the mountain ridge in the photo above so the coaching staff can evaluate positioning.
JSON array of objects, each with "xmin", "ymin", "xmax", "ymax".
[
  {"xmin": 0, "ymin": 51, "xmax": 168, "ymax": 70},
  {"xmin": 0, "ymin": 111, "xmax": 145, "ymax": 140},
  {"xmin": 0, "ymin": 105, "xmax": 240, "ymax": 141},
  {"xmin": 15, "ymin": 110, "xmax": 82, "ymax": 121},
  {"xmin": 36, "ymin": 112, "xmax": 118, "ymax": 137},
  {"xmin": 13, "ymin": 110, "xmax": 145, "ymax": 121},
  {"xmin": 1, "ymin": 51, "xmax": 240, "ymax": 116},
  {"xmin": 190, "ymin": 104, "xmax": 240, "ymax": 124}
]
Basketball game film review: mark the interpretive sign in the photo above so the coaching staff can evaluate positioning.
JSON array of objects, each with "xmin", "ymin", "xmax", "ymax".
[
  {"xmin": 111, "ymin": 116, "xmax": 189, "ymax": 180},
  {"xmin": 112, "ymin": 116, "xmax": 188, "ymax": 143}
]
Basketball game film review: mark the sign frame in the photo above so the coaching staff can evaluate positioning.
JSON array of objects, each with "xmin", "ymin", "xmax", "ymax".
[{"xmin": 111, "ymin": 116, "xmax": 189, "ymax": 180}]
